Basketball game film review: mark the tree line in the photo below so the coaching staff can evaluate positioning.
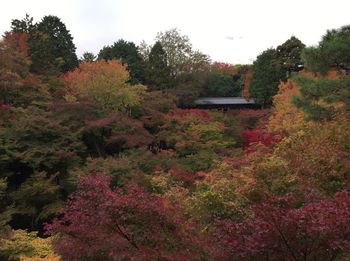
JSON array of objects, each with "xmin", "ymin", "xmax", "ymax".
[{"xmin": 0, "ymin": 13, "xmax": 350, "ymax": 260}]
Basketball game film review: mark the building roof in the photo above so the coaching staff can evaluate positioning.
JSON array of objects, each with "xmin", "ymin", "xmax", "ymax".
[{"xmin": 194, "ymin": 97, "xmax": 255, "ymax": 105}]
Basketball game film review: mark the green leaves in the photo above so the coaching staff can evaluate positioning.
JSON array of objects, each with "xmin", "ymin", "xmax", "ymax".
[
  {"xmin": 11, "ymin": 172, "xmax": 63, "ymax": 226},
  {"xmin": 0, "ymin": 106, "xmax": 85, "ymax": 176},
  {"xmin": 292, "ymin": 75, "xmax": 350, "ymax": 120},
  {"xmin": 250, "ymin": 49, "xmax": 284, "ymax": 106},
  {"xmin": 98, "ymin": 39, "xmax": 145, "ymax": 84},
  {"xmin": 302, "ymin": 25, "xmax": 350, "ymax": 74},
  {"xmin": 11, "ymin": 14, "xmax": 78, "ymax": 75}
]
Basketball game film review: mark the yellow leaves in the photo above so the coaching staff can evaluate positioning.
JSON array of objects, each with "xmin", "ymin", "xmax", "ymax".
[
  {"xmin": 268, "ymin": 80, "xmax": 305, "ymax": 135},
  {"xmin": 64, "ymin": 60, "xmax": 147, "ymax": 112},
  {"xmin": 0, "ymin": 230, "xmax": 59, "ymax": 261},
  {"xmin": 274, "ymin": 111, "xmax": 350, "ymax": 192}
]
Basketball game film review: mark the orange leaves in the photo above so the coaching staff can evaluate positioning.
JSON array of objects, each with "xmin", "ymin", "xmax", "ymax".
[
  {"xmin": 268, "ymin": 80, "xmax": 304, "ymax": 134},
  {"xmin": 0, "ymin": 32, "xmax": 30, "ymax": 77}
]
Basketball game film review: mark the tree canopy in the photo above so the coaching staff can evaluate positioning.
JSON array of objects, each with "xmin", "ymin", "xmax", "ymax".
[
  {"xmin": 98, "ymin": 39, "xmax": 145, "ymax": 84},
  {"xmin": 249, "ymin": 49, "xmax": 284, "ymax": 106},
  {"xmin": 11, "ymin": 14, "xmax": 78, "ymax": 74}
]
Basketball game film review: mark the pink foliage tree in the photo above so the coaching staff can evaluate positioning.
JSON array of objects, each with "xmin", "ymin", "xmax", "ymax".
[
  {"xmin": 46, "ymin": 172, "xmax": 203, "ymax": 261},
  {"xmin": 210, "ymin": 191, "xmax": 350, "ymax": 260}
]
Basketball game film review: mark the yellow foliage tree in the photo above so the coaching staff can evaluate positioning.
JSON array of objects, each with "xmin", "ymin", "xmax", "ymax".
[
  {"xmin": 63, "ymin": 60, "xmax": 147, "ymax": 112},
  {"xmin": 268, "ymin": 80, "xmax": 305, "ymax": 135},
  {"xmin": 0, "ymin": 230, "xmax": 59, "ymax": 261}
]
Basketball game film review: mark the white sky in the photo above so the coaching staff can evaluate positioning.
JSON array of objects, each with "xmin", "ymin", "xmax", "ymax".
[{"xmin": 1, "ymin": 0, "xmax": 350, "ymax": 64}]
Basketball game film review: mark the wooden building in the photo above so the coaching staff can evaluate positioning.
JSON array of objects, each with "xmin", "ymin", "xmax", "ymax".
[{"xmin": 194, "ymin": 97, "xmax": 257, "ymax": 109}]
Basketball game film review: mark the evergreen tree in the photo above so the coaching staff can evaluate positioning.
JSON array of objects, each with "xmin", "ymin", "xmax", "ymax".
[
  {"xmin": 10, "ymin": 13, "xmax": 34, "ymax": 34},
  {"xmin": 11, "ymin": 15, "xmax": 78, "ymax": 74},
  {"xmin": 250, "ymin": 49, "xmax": 284, "ymax": 106},
  {"xmin": 79, "ymin": 52, "xmax": 96, "ymax": 63},
  {"xmin": 292, "ymin": 26, "xmax": 350, "ymax": 120},
  {"xmin": 98, "ymin": 40, "xmax": 145, "ymax": 84},
  {"xmin": 302, "ymin": 25, "xmax": 350, "ymax": 74},
  {"xmin": 145, "ymin": 41, "xmax": 170, "ymax": 90},
  {"xmin": 276, "ymin": 36, "xmax": 305, "ymax": 77}
]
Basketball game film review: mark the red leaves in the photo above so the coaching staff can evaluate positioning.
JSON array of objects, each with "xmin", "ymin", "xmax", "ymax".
[
  {"xmin": 242, "ymin": 128, "xmax": 280, "ymax": 153},
  {"xmin": 46, "ymin": 172, "xmax": 202, "ymax": 260},
  {"xmin": 169, "ymin": 109, "xmax": 213, "ymax": 122},
  {"xmin": 210, "ymin": 191, "xmax": 350, "ymax": 260},
  {"xmin": 212, "ymin": 62, "xmax": 237, "ymax": 75},
  {"xmin": 168, "ymin": 167, "xmax": 205, "ymax": 185}
]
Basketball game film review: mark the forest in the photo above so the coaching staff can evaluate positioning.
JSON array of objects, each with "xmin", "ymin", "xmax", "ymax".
[{"xmin": 0, "ymin": 14, "xmax": 350, "ymax": 261}]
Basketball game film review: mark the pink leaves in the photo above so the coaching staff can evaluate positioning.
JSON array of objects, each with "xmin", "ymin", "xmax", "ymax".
[
  {"xmin": 242, "ymin": 128, "xmax": 280, "ymax": 153},
  {"xmin": 46, "ymin": 172, "xmax": 202, "ymax": 260},
  {"xmin": 210, "ymin": 191, "xmax": 350, "ymax": 260}
]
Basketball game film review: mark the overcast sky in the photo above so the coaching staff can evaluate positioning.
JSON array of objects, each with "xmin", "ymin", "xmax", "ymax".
[{"xmin": 1, "ymin": 0, "xmax": 350, "ymax": 64}]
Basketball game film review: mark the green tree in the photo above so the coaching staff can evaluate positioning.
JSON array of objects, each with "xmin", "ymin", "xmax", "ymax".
[
  {"xmin": 250, "ymin": 49, "xmax": 284, "ymax": 106},
  {"xmin": 145, "ymin": 41, "xmax": 170, "ymax": 90},
  {"xmin": 79, "ymin": 52, "xmax": 96, "ymax": 63},
  {"xmin": 98, "ymin": 39, "xmax": 145, "ymax": 84},
  {"xmin": 155, "ymin": 28, "xmax": 210, "ymax": 87},
  {"xmin": 302, "ymin": 25, "xmax": 350, "ymax": 74},
  {"xmin": 10, "ymin": 13, "xmax": 34, "ymax": 34},
  {"xmin": 11, "ymin": 15, "xmax": 78, "ymax": 74},
  {"xmin": 10, "ymin": 172, "xmax": 63, "ymax": 229},
  {"xmin": 0, "ymin": 179, "xmax": 12, "ymax": 232},
  {"xmin": 207, "ymin": 71, "xmax": 234, "ymax": 96},
  {"xmin": 276, "ymin": 36, "xmax": 305, "ymax": 77},
  {"xmin": 292, "ymin": 25, "xmax": 350, "ymax": 120}
]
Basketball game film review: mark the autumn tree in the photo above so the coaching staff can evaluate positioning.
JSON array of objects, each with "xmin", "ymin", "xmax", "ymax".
[
  {"xmin": 210, "ymin": 192, "xmax": 350, "ymax": 260},
  {"xmin": 63, "ymin": 60, "xmax": 147, "ymax": 112},
  {"xmin": 46, "ymin": 172, "xmax": 203, "ymax": 260},
  {"xmin": 98, "ymin": 39, "xmax": 145, "ymax": 84}
]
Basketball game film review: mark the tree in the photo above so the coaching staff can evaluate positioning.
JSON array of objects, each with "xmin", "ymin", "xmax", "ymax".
[
  {"xmin": 302, "ymin": 25, "xmax": 350, "ymax": 74},
  {"xmin": 292, "ymin": 75, "xmax": 350, "ymax": 120},
  {"xmin": 0, "ymin": 229, "xmax": 59, "ymax": 261},
  {"xmin": 10, "ymin": 13, "xmax": 34, "ymax": 34},
  {"xmin": 205, "ymin": 63, "xmax": 244, "ymax": 97},
  {"xmin": 0, "ymin": 179, "xmax": 12, "ymax": 232},
  {"xmin": 79, "ymin": 52, "xmax": 96, "ymax": 63},
  {"xmin": 292, "ymin": 25, "xmax": 350, "ymax": 120},
  {"xmin": 63, "ymin": 60, "xmax": 147, "ymax": 112},
  {"xmin": 46, "ymin": 172, "xmax": 203, "ymax": 260},
  {"xmin": 276, "ymin": 36, "xmax": 305, "ymax": 77},
  {"xmin": 207, "ymin": 71, "xmax": 235, "ymax": 96},
  {"xmin": 210, "ymin": 192, "xmax": 350, "ymax": 260},
  {"xmin": 11, "ymin": 15, "xmax": 78, "ymax": 74},
  {"xmin": 145, "ymin": 41, "xmax": 170, "ymax": 90},
  {"xmin": 155, "ymin": 28, "xmax": 210, "ymax": 87},
  {"xmin": 0, "ymin": 32, "xmax": 31, "ymax": 78},
  {"xmin": 250, "ymin": 49, "xmax": 284, "ymax": 106},
  {"xmin": 10, "ymin": 172, "xmax": 63, "ymax": 230},
  {"xmin": 138, "ymin": 40, "xmax": 151, "ymax": 61},
  {"xmin": 98, "ymin": 39, "xmax": 145, "ymax": 84}
]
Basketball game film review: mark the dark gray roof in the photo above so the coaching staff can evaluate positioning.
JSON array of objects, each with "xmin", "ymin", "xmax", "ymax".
[{"xmin": 195, "ymin": 97, "xmax": 255, "ymax": 105}]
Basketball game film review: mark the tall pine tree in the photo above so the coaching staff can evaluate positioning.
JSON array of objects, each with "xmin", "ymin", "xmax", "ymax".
[
  {"xmin": 145, "ymin": 41, "xmax": 170, "ymax": 90},
  {"xmin": 11, "ymin": 15, "xmax": 78, "ymax": 74}
]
